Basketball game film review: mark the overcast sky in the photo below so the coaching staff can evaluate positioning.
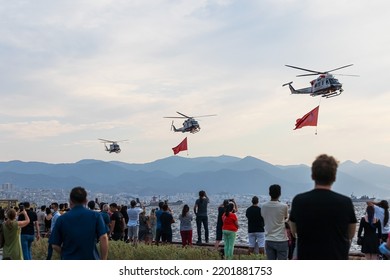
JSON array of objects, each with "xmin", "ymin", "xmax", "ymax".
[{"xmin": 1, "ymin": 0, "xmax": 389, "ymax": 167}]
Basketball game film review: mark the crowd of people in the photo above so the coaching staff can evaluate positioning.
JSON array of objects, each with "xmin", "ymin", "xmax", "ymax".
[{"xmin": 1, "ymin": 154, "xmax": 390, "ymax": 260}]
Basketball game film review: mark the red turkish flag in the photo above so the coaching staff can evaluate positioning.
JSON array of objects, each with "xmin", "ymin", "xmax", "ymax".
[
  {"xmin": 172, "ymin": 137, "xmax": 188, "ymax": 155},
  {"xmin": 294, "ymin": 106, "xmax": 319, "ymax": 130}
]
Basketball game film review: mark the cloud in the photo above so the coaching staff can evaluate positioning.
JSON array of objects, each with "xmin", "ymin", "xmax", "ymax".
[
  {"xmin": 0, "ymin": 0, "xmax": 389, "ymax": 166},
  {"xmin": 0, "ymin": 120, "xmax": 125, "ymax": 140}
]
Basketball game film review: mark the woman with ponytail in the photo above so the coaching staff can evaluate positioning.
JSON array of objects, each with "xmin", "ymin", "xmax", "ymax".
[
  {"xmin": 357, "ymin": 205, "xmax": 382, "ymax": 260},
  {"xmin": 179, "ymin": 204, "xmax": 193, "ymax": 247},
  {"xmin": 367, "ymin": 200, "xmax": 390, "ymax": 259},
  {"xmin": 368, "ymin": 200, "xmax": 390, "ymax": 241}
]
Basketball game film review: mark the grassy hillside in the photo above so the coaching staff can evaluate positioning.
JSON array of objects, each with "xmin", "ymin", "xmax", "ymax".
[{"xmin": 32, "ymin": 238, "xmax": 265, "ymax": 260}]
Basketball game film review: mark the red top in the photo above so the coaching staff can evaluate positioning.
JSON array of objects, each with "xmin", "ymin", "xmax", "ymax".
[{"xmin": 222, "ymin": 212, "xmax": 238, "ymax": 232}]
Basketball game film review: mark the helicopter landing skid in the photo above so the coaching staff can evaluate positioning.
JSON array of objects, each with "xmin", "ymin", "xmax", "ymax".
[{"xmin": 322, "ymin": 90, "xmax": 342, "ymax": 98}]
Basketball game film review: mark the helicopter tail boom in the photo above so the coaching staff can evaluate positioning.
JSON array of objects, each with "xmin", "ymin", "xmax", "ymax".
[
  {"xmin": 283, "ymin": 81, "xmax": 312, "ymax": 95},
  {"xmin": 171, "ymin": 122, "xmax": 181, "ymax": 132}
]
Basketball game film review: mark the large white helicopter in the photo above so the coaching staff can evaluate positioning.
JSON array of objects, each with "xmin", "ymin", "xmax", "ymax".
[
  {"xmin": 98, "ymin": 139, "xmax": 128, "ymax": 153},
  {"xmin": 163, "ymin": 112, "xmax": 216, "ymax": 133},
  {"xmin": 283, "ymin": 64, "xmax": 357, "ymax": 98}
]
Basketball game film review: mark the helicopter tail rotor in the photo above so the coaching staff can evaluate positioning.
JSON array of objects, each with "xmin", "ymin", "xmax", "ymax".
[
  {"xmin": 282, "ymin": 81, "xmax": 298, "ymax": 94},
  {"xmin": 171, "ymin": 121, "xmax": 180, "ymax": 132}
]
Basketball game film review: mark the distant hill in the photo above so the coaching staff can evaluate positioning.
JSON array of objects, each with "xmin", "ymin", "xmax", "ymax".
[{"xmin": 0, "ymin": 156, "xmax": 389, "ymax": 198}]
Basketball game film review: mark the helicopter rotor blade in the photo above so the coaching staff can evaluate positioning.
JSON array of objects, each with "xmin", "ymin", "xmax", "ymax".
[
  {"xmin": 98, "ymin": 138, "xmax": 128, "ymax": 143},
  {"xmin": 98, "ymin": 138, "xmax": 114, "ymax": 143},
  {"xmin": 325, "ymin": 64, "xmax": 353, "ymax": 73},
  {"xmin": 297, "ymin": 73, "xmax": 359, "ymax": 77},
  {"xmin": 192, "ymin": 114, "xmax": 217, "ymax": 118},
  {"xmin": 176, "ymin": 111, "xmax": 191, "ymax": 118},
  {"xmin": 333, "ymin": 74, "xmax": 360, "ymax": 77},
  {"xmin": 285, "ymin": 65, "xmax": 321, "ymax": 75},
  {"xmin": 296, "ymin": 73, "xmax": 319, "ymax": 77},
  {"xmin": 164, "ymin": 112, "xmax": 216, "ymax": 119}
]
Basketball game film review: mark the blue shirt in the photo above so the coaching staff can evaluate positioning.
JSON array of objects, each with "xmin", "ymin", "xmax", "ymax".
[
  {"xmin": 49, "ymin": 205, "xmax": 107, "ymax": 260},
  {"xmin": 156, "ymin": 209, "xmax": 163, "ymax": 230}
]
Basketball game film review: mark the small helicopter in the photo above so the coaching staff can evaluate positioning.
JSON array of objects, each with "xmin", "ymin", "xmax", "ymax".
[
  {"xmin": 98, "ymin": 139, "xmax": 128, "ymax": 153},
  {"xmin": 283, "ymin": 64, "xmax": 356, "ymax": 98},
  {"xmin": 164, "ymin": 112, "xmax": 216, "ymax": 133}
]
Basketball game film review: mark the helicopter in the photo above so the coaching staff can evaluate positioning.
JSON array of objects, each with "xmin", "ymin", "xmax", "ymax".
[
  {"xmin": 163, "ymin": 112, "xmax": 216, "ymax": 133},
  {"xmin": 98, "ymin": 139, "xmax": 128, "ymax": 153},
  {"xmin": 283, "ymin": 64, "xmax": 356, "ymax": 98}
]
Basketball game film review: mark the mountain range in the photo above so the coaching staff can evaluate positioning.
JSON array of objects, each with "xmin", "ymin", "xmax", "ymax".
[{"xmin": 0, "ymin": 155, "xmax": 389, "ymax": 199}]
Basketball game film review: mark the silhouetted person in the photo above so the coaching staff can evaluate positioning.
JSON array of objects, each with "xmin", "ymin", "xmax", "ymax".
[
  {"xmin": 246, "ymin": 196, "xmax": 265, "ymax": 255},
  {"xmin": 289, "ymin": 154, "xmax": 357, "ymax": 260},
  {"xmin": 194, "ymin": 190, "xmax": 209, "ymax": 244}
]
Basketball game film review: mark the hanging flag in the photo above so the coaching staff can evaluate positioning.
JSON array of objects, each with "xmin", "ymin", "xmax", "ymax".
[
  {"xmin": 172, "ymin": 137, "xmax": 188, "ymax": 155},
  {"xmin": 294, "ymin": 106, "xmax": 319, "ymax": 130}
]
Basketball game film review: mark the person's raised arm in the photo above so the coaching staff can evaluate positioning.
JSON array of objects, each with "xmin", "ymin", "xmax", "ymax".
[{"xmin": 17, "ymin": 210, "xmax": 30, "ymax": 228}]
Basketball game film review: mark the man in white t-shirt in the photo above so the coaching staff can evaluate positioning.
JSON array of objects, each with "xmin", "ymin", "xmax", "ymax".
[
  {"xmin": 261, "ymin": 184, "xmax": 289, "ymax": 260},
  {"xmin": 127, "ymin": 200, "xmax": 144, "ymax": 245}
]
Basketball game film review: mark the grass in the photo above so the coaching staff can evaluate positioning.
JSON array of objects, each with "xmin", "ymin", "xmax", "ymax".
[{"xmin": 32, "ymin": 238, "xmax": 266, "ymax": 260}]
